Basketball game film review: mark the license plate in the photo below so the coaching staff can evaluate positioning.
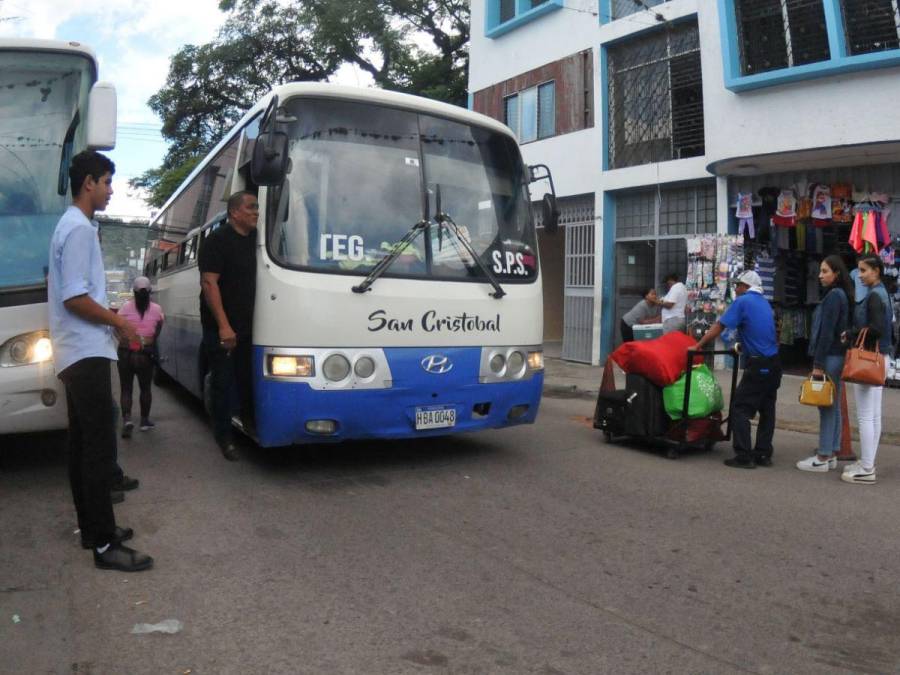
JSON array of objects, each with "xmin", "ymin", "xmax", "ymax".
[{"xmin": 415, "ymin": 406, "xmax": 457, "ymax": 430}]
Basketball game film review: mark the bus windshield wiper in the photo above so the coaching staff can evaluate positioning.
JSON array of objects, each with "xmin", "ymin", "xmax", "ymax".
[
  {"xmin": 351, "ymin": 219, "xmax": 429, "ymax": 294},
  {"xmin": 434, "ymin": 186, "xmax": 506, "ymax": 299}
]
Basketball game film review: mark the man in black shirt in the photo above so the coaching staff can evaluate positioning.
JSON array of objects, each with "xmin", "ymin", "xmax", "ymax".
[{"xmin": 198, "ymin": 191, "xmax": 259, "ymax": 460}]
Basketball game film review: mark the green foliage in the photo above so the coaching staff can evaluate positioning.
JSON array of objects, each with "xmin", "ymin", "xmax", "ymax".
[{"xmin": 131, "ymin": 0, "xmax": 469, "ymax": 208}]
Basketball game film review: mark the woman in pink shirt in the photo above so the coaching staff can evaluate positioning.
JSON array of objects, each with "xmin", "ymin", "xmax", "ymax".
[{"xmin": 117, "ymin": 277, "xmax": 164, "ymax": 437}]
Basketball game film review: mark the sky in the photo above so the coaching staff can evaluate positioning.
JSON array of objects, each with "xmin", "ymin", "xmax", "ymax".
[{"xmin": 0, "ymin": 0, "xmax": 370, "ymax": 219}]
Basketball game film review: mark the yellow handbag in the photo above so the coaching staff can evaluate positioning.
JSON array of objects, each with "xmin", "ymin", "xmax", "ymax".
[{"xmin": 799, "ymin": 374, "xmax": 835, "ymax": 407}]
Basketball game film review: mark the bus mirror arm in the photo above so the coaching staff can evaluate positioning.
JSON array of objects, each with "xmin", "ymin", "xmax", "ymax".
[
  {"xmin": 434, "ymin": 209, "xmax": 506, "ymax": 300},
  {"xmin": 352, "ymin": 220, "xmax": 430, "ymax": 294},
  {"xmin": 528, "ymin": 164, "xmax": 560, "ymax": 235}
]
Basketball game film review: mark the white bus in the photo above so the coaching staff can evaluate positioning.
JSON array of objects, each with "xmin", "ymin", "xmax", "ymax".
[
  {"xmin": 0, "ymin": 39, "xmax": 116, "ymax": 434},
  {"xmin": 145, "ymin": 83, "xmax": 558, "ymax": 448}
]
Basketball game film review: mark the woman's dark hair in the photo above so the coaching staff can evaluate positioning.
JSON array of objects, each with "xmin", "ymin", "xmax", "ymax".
[
  {"xmin": 858, "ymin": 254, "xmax": 896, "ymax": 293},
  {"xmin": 821, "ymin": 254, "xmax": 853, "ymax": 304},
  {"xmin": 642, "ymin": 287, "xmax": 656, "ymax": 299},
  {"xmin": 664, "ymin": 272, "xmax": 678, "ymax": 283}
]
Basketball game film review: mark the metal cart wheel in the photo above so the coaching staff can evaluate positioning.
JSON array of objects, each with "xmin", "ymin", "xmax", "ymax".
[
  {"xmin": 603, "ymin": 431, "xmax": 613, "ymax": 443},
  {"xmin": 665, "ymin": 447, "xmax": 680, "ymax": 460}
]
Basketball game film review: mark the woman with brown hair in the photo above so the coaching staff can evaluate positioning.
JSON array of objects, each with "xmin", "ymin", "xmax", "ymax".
[
  {"xmin": 842, "ymin": 255, "xmax": 893, "ymax": 485},
  {"xmin": 796, "ymin": 255, "xmax": 851, "ymax": 473}
]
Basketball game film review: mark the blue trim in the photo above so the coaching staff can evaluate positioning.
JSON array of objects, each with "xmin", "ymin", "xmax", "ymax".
[
  {"xmin": 600, "ymin": 192, "xmax": 616, "ymax": 361},
  {"xmin": 600, "ymin": 46, "xmax": 609, "ymax": 171},
  {"xmin": 252, "ymin": 346, "xmax": 543, "ymax": 447},
  {"xmin": 719, "ymin": 0, "xmax": 900, "ymax": 92},
  {"xmin": 467, "ymin": 91, "xmax": 474, "ymax": 111},
  {"xmin": 485, "ymin": 0, "xmax": 563, "ymax": 39},
  {"xmin": 598, "ymin": 0, "xmax": 611, "ymax": 24}
]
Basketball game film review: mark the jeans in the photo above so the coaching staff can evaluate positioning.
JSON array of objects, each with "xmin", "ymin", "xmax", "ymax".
[
  {"xmin": 117, "ymin": 347, "xmax": 154, "ymax": 420},
  {"xmin": 203, "ymin": 329, "xmax": 253, "ymax": 446},
  {"xmin": 849, "ymin": 360, "xmax": 890, "ymax": 470},
  {"xmin": 816, "ymin": 355, "xmax": 845, "ymax": 456},
  {"xmin": 731, "ymin": 355, "xmax": 782, "ymax": 461},
  {"xmin": 58, "ymin": 357, "xmax": 118, "ymax": 547},
  {"xmin": 620, "ymin": 319, "xmax": 634, "ymax": 343}
]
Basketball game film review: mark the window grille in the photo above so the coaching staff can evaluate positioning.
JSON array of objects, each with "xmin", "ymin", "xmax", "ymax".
[
  {"xmin": 504, "ymin": 94, "xmax": 519, "ymax": 136},
  {"xmin": 616, "ymin": 182, "xmax": 716, "ymax": 239},
  {"xmin": 611, "ymin": 0, "xmax": 670, "ymax": 19},
  {"xmin": 734, "ymin": 0, "xmax": 830, "ymax": 76},
  {"xmin": 500, "ymin": 0, "xmax": 516, "ymax": 22},
  {"xmin": 537, "ymin": 82, "xmax": 555, "ymax": 139},
  {"xmin": 607, "ymin": 21, "xmax": 704, "ymax": 170},
  {"xmin": 842, "ymin": 0, "xmax": 900, "ymax": 55}
]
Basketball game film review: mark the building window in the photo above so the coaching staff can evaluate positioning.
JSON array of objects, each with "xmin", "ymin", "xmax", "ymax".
[
  {"xmin": 734, "ymin": 0, "xmax": 830, "ymax": 75},
  {"xmin": 615, "ymin": 183, "xmax": 716, "ymax": 239},
  {"xmin": 841, "ymin": 0, "xmax": 900, "ymax": 55},
  {"xmin": 503, "ymin": 81, "xmax": 556, "ymax": 143},
  {"xmin": 610, "ymin": 0, "xmax": 670, "ymax": 20},
  {"xmin": 486, "ymin": 0, "xmax": 563, "ymax": 38},
  {"xmin": 607, "ymin": 21, "xmax": 704, "ymax": 169}
]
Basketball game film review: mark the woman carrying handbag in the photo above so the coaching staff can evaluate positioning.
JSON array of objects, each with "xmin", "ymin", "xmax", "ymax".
[
  {"xmin": 796, "ymin": 256, "xmax": 851, "ymax": 473},
  {"xmin": 841, "ymin": 255, "xmax": 893, "ymax": 485}
]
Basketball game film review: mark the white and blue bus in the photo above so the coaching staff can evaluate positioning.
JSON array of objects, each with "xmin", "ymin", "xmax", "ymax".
[
  {"xmin": 0, "ymin": 39, "xmax": 117, "ymax": 434},
  {"xmin": 145, "ymin": 84, "xmax": 558, "ymax": 447}
]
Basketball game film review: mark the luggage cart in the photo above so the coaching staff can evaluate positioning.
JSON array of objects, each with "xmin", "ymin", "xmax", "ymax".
[{"xmin": 593, "ymin": 347, "xmax": 740, "ymax": 459}]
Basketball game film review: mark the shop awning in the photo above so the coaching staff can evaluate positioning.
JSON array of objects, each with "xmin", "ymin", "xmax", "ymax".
[{"xmin": 706, "ymin": 141, "xmax": 900, "ymax": 176}]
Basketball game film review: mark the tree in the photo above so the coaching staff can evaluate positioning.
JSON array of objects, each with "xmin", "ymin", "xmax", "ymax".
[{"xmin": 132, "ymin": 0, "xmax": 469, "ymax": 208}]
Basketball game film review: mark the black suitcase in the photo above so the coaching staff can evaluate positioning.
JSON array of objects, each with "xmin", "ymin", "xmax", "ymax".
[
  {"xmin": 592, "ymin": 389, "xmax": 633, "ymax": 436},
  {"xmin": 622, "ymin": 373, "xmax": 668, "ymax": 438}
]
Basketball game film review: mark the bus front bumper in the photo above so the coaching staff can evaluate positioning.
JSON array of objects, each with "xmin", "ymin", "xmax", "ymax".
[{"xmin": 0, "ymin": 363, "xmax": 67, "ymax": 434}]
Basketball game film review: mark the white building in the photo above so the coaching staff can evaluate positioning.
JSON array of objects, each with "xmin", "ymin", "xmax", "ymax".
[{"xmin": 468, "ymin": 0, "xmax": 900, "ymax": 365}]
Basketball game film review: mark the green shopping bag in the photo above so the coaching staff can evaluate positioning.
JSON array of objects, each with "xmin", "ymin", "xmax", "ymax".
[{"xmin": 663, "ymin": 364, "xmax": 724, "ymax": 420}]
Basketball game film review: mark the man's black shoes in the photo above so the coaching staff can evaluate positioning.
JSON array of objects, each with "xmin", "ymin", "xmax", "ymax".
[
  {"xmin": 110, "ymin": 490, "xmax": 125, "ymax": 504},
  {"xmin": 81, "ymin": 526, "xmax": 134, "ymax": 549},
  {"xmin": 755, "ymin": 456, "xmax": 773, "ymax": 467},
  {"xmin": 112, "ymin": 475, "xmax": 140, "ymax": 492},
  {"xmin": 724, "ymin": 457, "xmax": 757, "ymax": 469},
  {"xmin": 93, "ymin": 543, "xmax": 153, "ymax": 572}
]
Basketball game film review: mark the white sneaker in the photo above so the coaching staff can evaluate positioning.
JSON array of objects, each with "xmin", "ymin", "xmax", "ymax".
[
  {"xmin": 841, "ymin": 463, "xmax": 876, "ymax": 485},
  {"xmin": 796, "ymin": 455, "xmax": 831, "ymax": 472},
  {"xmin": 828, "ymin": 456, "xmax": 838, "ymax": 470}
]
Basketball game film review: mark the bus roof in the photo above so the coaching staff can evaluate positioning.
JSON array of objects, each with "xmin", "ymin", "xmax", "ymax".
[
  {"xmin": 0, "ymin": 38, "xmax": 99, "ymax": 66},
  {"xmin": 152, "ymin": 83, "xmax": 518, "ymax": 231}
]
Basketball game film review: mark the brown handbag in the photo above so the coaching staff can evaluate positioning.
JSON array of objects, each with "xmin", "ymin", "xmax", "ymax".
[{"xmin": 841, "ymin": 329, "xmax": 886, "ymax": 386}]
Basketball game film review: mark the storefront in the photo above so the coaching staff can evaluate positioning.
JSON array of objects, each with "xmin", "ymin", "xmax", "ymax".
[{"xmin": 686, "ymin": 162, "xmax": 900, "ymax": 381}]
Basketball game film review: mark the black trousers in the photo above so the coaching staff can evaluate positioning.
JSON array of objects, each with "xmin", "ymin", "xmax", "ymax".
[
  {"xmin": 731, "ymin": 355, "xmax": 782, "ymax": 460},
  {"xmin": 116, "ymin": 347, "xmax": 154, "ymax": 420},
  {"xmin": 203, "ymin": 329, "xmax": 253, "ymax": 445},
  {"xmin": 58, "ymin": 357, "xmax": 117, "ymax": 547},
  {"xmin": 620, "ymin": 319, "xmax": 634, "ymax": 343}
]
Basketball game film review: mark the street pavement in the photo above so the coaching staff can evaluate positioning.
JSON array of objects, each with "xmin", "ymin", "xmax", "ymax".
[{"xmin": 1, "ymin": 363, "xmax": 899, "ymax": 674}]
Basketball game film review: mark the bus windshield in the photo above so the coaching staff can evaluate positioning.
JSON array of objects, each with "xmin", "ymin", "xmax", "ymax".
[
  {"xmin": 0, "ymin": 51, "xmax": 92, "ymax": 290},
  {"xmin": 267, "ymin": 97, "xmax": 538, "ymax": 283}
]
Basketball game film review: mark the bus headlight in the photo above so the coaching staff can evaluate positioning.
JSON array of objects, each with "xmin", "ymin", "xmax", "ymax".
[
  {"xmin": 527, "ymin": 350, "xmax": 544, "ymax": 371},
  {"xmin": 267, "ymin": 355, "xmax": 314, "ymax": 377},
  {"xmin": 0, "ymin": 331, "xmax": 53, "ymax": 367},
  {"xmin": 354, "ymin": 356, "xmax": 376, "ymax": 379},
  {"xmin": 322, "ymin": 354, "xmax": 351, "ymax": 381},
  {"xmin": 507, "ymin": 350, "xmax": 525, "ymax": 375},
  {"xmin": 489, "ymin": 353, "xmax": 506, "ymax": 373}
]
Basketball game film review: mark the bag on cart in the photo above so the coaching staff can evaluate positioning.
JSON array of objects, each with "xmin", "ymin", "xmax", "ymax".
[
  {"xmin": 662, "ymin": 365, "xmax": 724, "ymax": 420},
  {"xmin": 593, "ymin": 389, "xmax": 632, "ymax": 435},
  {"xmin": 622, "ymin": 373, "xmax": 668, "ymax": 437}
]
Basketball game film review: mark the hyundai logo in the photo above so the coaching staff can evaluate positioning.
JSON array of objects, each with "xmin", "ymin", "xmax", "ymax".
[{"xmin": 421, "ymin": 354, "xmax": 453, "ymax": 374}]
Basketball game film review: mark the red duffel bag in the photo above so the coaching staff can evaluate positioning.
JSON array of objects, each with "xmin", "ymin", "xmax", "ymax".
[{"xmin": 610, "ymin": 331, "xmax": 699, "ymax": 387}]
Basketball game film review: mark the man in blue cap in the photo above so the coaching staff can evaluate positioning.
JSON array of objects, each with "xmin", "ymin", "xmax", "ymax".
[{"xmin": 692, "ymin": 270, "xmax": 782, "ymax": 468}]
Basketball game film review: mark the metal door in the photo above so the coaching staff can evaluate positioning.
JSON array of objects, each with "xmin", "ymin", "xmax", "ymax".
[{"xmin": 560, "ymin": 196, "xmax": 596, "ymax": 363}]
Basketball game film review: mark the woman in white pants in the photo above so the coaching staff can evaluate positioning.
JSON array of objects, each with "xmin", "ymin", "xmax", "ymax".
[{"xmin": 843, "ymin": 255, "xmax": 893, "ymax": 485}]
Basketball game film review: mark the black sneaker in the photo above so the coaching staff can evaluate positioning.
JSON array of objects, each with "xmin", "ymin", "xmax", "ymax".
[
  {"xmin": 754, "ymin": 456, "xmax": 773, "ymax": 467},
  {"xmin": 93, "ymin": 543, "xmax": 153, "ymax": 572},
  {"xmin": 724, "ymin": 457, "xmax": 756, "ymax": 469},
  {"xmin": 111, "ymin": 475, "xmax": 139, "ymax": 492},
  {"xmin": 139, "ymin": 418, "xmax": 155, "ymax": 431},
  {"xmin": 121, "ymin": 420, "xmax": 134, "ymax": 439},
  {"xmin": 110, "ymin": 490, "xmax": 125, "ymax": 504}
]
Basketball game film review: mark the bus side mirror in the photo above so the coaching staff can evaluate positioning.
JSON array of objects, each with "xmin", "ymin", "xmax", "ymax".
[
  {"xmin": 541, "ymin": 193, "xmax": 560, "ymax": 234},
  {"xmin": 251, "ymin": 132, "xmax": 289, "ymax": 186},
  {"xmin": 86, "ymin": 82, "xmax": 117, "ymax": 150}
]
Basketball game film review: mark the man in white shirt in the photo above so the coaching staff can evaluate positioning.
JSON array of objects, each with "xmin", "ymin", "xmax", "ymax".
[{"xmin": 658, "ymin": 273, "xmax": 687, "ymax": 334}]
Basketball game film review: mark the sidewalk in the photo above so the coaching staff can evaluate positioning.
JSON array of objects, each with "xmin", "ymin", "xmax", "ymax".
[{"xmin": 542, "ymin": 355, "xmax": 900, "ymax": 445}]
